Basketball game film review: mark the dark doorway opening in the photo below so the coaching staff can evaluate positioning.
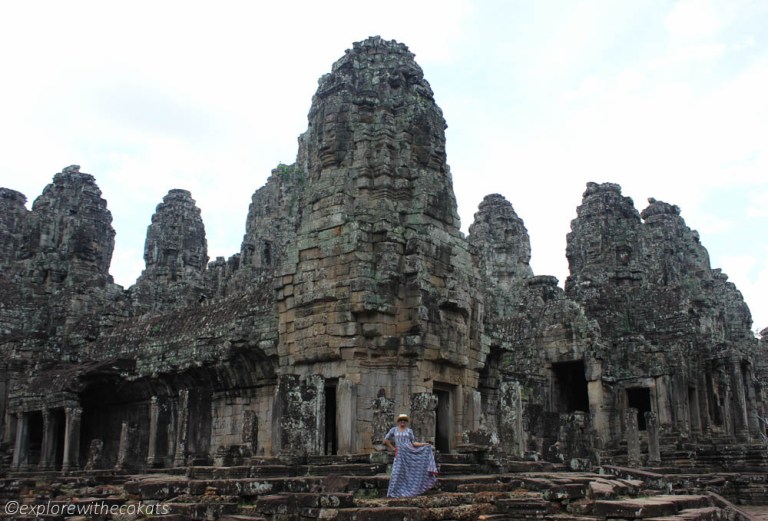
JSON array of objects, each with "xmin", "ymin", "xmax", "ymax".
[
  {"xmin": 52, "ymin": 408, "xmax": 66, "ymax": 470},
  {"xmin": 324, "ymin": 384, "xmax": 338, "ymax": 455},
  {"xmin": 688, "ymin": 386, "xmax": 699, "ymax": 432},
  {"xmin": 627, "ymin": 387, "xmax": 652, "ymax": 431},
  {"xmin": 552, "ymin": 361, "xmax": 590, "ymax": 413},
  {"xmin": 27, "ymin": 411, "xmax": 43, "ymax": 466},
  {"xmin": 435, "ymin": 389, "xmax": 451, "ymax": 452}
]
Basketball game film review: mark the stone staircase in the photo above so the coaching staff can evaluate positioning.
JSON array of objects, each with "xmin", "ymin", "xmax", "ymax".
[{"xmin": 0, "ymin": 453, "xmax": 760, "ymax": 520}]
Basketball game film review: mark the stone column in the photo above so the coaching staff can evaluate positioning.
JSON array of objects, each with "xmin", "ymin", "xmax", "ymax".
[
  {"xmin": 147, "ymin": 397, "xmax": 162, "ymax": 467},
  {"xmin": 498, "ymin": 381, "xmax": 525, "ymax": 458},
  {"xmin": 654, "ymin": 377, "xmax": 673, "ymax": 427},
  {"xmin": 672, "ymin": 374, "xmax": 688, "ymax": 433},
  {"xmin": 587, "ymin": 380, "xmax": 608, "ymax": 447},
  {"xmin": 39, "ymin": 409, "xmax": 57, "ymax": 470},
  {"xmin": 410, "ymin": 392, "xmax": 438, "ymax": 444},
  {"xmin": 2, "ymin": 407, "xmax": 16, "ymax": 445},
  {"xmin": 645, "ymin": 411, "xmax": 661, "ymax": 465},
  {"xmin": 115, "ymin": 420, "xmax": 136, "ymax": 470},
  {"xmin": 743, "ymin": 364, "xmax": 761, "ymax": 436},
  {"xmin": 730, "ymin": 357, "xmax": 749, "ymax": 438},
  {"xmin": 174, "ymin": 389, "xmax": 190, "ymax": 467},
  {"xmin": 11, "ymin": 410, "xmax": 28, "ymax": 470},
  {"xmin": 337, "ymin": 378, "xmax": 356, "ymax": 454},
  {"xmin": 625, "ymin": 407, "xmax": 641, "ymax": 467},
  {"xmin": 688, "ymin": 386, "xmax": 702, "ymax": 435},
  {"xmin": 62, "ymin": 406, "xmax": 82, "ymax": 472},
  {"xmin": 371, "ymin": 390, "xmax": 395, "ymax": 446},
  {"xmin": 466, "ymin": 389, "xmax": 482, "ymax": 432},
  {"xmin": 242, "ymin": 410, "xmax": 258, "ymax": 455},
  {"xmin": 721, "ymin": 374, "xmax": 733, "ymax": 436},
  {"xmin": 698, "ymin": 372, "xmax": 712, "ymax": 434}
]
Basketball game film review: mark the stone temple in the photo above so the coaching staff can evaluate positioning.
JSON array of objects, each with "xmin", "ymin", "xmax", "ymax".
[{"xmin": 1, "ymin": 37, "xmax": 767, "ymax": 515}]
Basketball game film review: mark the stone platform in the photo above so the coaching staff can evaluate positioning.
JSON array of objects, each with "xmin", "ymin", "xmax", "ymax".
[{"xmin": 0, "ymin": 457, "xmax": 763, "ymax": 521}]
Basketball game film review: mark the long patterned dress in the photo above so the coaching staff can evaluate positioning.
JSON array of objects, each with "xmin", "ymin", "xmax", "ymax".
[{"xmin": 385, "ymin": 426, "xmax": 438, "ymax": 497}]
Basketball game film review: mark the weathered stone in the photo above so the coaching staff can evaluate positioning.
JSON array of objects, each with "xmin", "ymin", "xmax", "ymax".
[
  {"xmin": 131, "ymin": 188, "xmax": 208, "ymax": 313},
  {"xmin": 0, "ymin": 38, "xmax": 765, "ymax": 485}
]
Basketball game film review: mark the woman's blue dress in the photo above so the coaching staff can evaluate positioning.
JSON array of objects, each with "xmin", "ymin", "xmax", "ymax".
[{"xmin": 385, "ymin": 427, "xmax": 438, "ymax": 497}]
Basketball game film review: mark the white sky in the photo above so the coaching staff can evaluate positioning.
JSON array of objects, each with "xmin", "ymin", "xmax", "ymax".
[{"xmin": 1, "ymin": 1, "xmax": 766, "ymax": 333}]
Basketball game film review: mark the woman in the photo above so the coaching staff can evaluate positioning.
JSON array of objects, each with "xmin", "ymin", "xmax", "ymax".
[{"xmin": 384, "ymin": 414, "xmax": 438, "ymax": 497}]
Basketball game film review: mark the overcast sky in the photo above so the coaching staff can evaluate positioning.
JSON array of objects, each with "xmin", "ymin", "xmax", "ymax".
[{"xmin": 1, "ymin": 1, "xmax": 766, "ymax": 333}]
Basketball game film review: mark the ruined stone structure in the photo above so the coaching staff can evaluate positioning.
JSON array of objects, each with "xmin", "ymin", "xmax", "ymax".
[{"xmin": 0, "ymin": 37, "xmax": 766, "ymax": 479}]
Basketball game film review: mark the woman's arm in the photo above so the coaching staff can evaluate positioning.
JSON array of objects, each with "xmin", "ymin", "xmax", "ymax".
[{"xmin": 384, "ymin": 428, "xmax": 397, "ymax": 453}]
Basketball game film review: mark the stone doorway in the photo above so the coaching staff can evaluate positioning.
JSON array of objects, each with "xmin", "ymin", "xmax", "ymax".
[
  {"xmin": 27, "ymin": 411, "xmax": 43, "ymax": 467},
  {"xmin": 434, "ymin": 387, "xmax": 452, "ymax": 453},
  {"xmin": 324, "ymin": 383, "xmax": 338, "ymax": 455},
  {"xmin": 552, "ymin": 361, "xmax": 590, "ymax": 413},
  {"xmin": 50, "ymin": 408, "xmax": 66, "ymax": 470},
  {"xmin": 627, "ymin": 387, "xmax": 652, "ymax": 431}
]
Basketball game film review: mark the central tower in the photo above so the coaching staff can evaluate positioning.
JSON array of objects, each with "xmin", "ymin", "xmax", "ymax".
[{"xmin": 274, "ymin": 37, "xmax": 482, "ymax": 455}]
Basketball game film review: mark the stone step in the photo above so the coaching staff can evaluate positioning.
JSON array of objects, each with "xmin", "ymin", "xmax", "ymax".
[
  {"xmin": 434, "ymin": 475, "xmax": 518, "ymax": 493},
  {"xmin": 495, "ymin": 497, "xmax": 553, "ymax": 518},
  {"xmin": 188, "ymin": 464, "xmax": 295, "ymax": 479},
  {"xmin": 334, "ymin": 506, "xmax": 426, "ymax": 521},
  {"xmin": 305, "ymin": 453, "xmax": 376, "ymax": 464},
  {"xmin": 437, "ymin": 463, "xmax": 481, "ymax": 475},
  {"xmin": 300, "ymin": 462, "xmax": 387, "ymax": 476},
  {"xmin": 436, "ymin": 452, "xmax": 478, "ymax": 464},
  {"xmin": 592, "ymin": 494, "xmax": 712, "ymax": 519},
  {"xmin": 166, "ymin": 502, "xmax": 240, "ymax": 519},
  {"xmin": 219, "ymin": 514, "xmax": 267, "ymax": 521},
  {"xmin": 645, "ymin": 506, "xmax": 726, "ymax": 521}
]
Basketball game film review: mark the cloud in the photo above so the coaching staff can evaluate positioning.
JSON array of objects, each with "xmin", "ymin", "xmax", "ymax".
[{"xmin": 665, "ymin": 0, "xmax": 722, "ymax": 40}]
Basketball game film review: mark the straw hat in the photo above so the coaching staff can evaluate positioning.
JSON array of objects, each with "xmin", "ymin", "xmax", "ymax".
[{"xmin": 397, "ymin": 414, "xmax": 409, "ymax": 422}]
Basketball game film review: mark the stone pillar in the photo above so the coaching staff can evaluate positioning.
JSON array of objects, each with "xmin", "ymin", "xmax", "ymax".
[
  {"xmin": 557, "ymin": 411, "xmax": 591, "ymax": 463},
  {"xmin": 410, "ymin": 392, "xmax": 438, "ymax": 444},
  {"xmin": 3, "ymin": 408, "xmax": 16, "ymax": 445},
  {"xmin": 721, "ymin": 374, "xmax": 734, "ymax": 436},
  {"xmin": 743, "ymin": 364, "xmax": 761, "ymax": 435},
  {"xmin": 624, "ymin": 407, "xmax": 641, "ymax": 467},
  {"xmin": 275, "ymin": 375, "xmax": 324, "ymax": 458},
  {"xmin": 62, "ymin": 406, "xmax": 82, "ymax": 472},
  {"xmin": 146, "ymin": 396, "xmax": 168, "ymax": 467},
  {"xmin": 84, "ymin": 439, "xmax": 104, "ymax": 470},
  {"xmin": 337, "ymin": 378, "xmax": 356, "ymax": 454},
  {"xmin": 115, "ymin": 420, "xmax": 136, "ymax": 470},
  {"xmin": 587, "ymin": 380, "xmax": 608, "ymax": 447},
  {"xmin": 305, "ymin": 375, "xmax": 325, "ymax": 456},
  {"xmin": 654, "ymin": 377, "xmax": 673, "ymax": 427},
  {"xmin": 698, "ymin": 372, "xmax": 712, "ymax": 434},
  {"xmin": 498, "ymin": 381, "xmax": 525, "ymax": 458},
  {"xmin": 174, "ymin": 389, "xmax": 190, "ymax": 467},
  {"xmin": 371, "ymin": 390, "xmax": 395, "ymax": 446},
  {"xmin": 729, "ymin": 358, "xmax": 750, "ymax": 438},
  {"xmin": 242, "ymin": 410, "xmax": 258, "ymax": 455},
  {"xmin": 645, "ymin": 411, "xmax": 661, "ymax": 465},
  {"xmin": 672, "ymin": 374, "xmax": 688, "ymax": 433},
  {"xmin": 11, "ymin": 410, "xmax": 28, "ymax": 470},
  {"xmin": 688, "ymin": 386, "xmax": 702, "ymax": 435},
  {"xmin": 466, "ymin": 389, "xmax": 482, "ymax": 432},
  {"xmin": 39, "ymin": 409, "xmax": 58, "ymax": 470}
]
